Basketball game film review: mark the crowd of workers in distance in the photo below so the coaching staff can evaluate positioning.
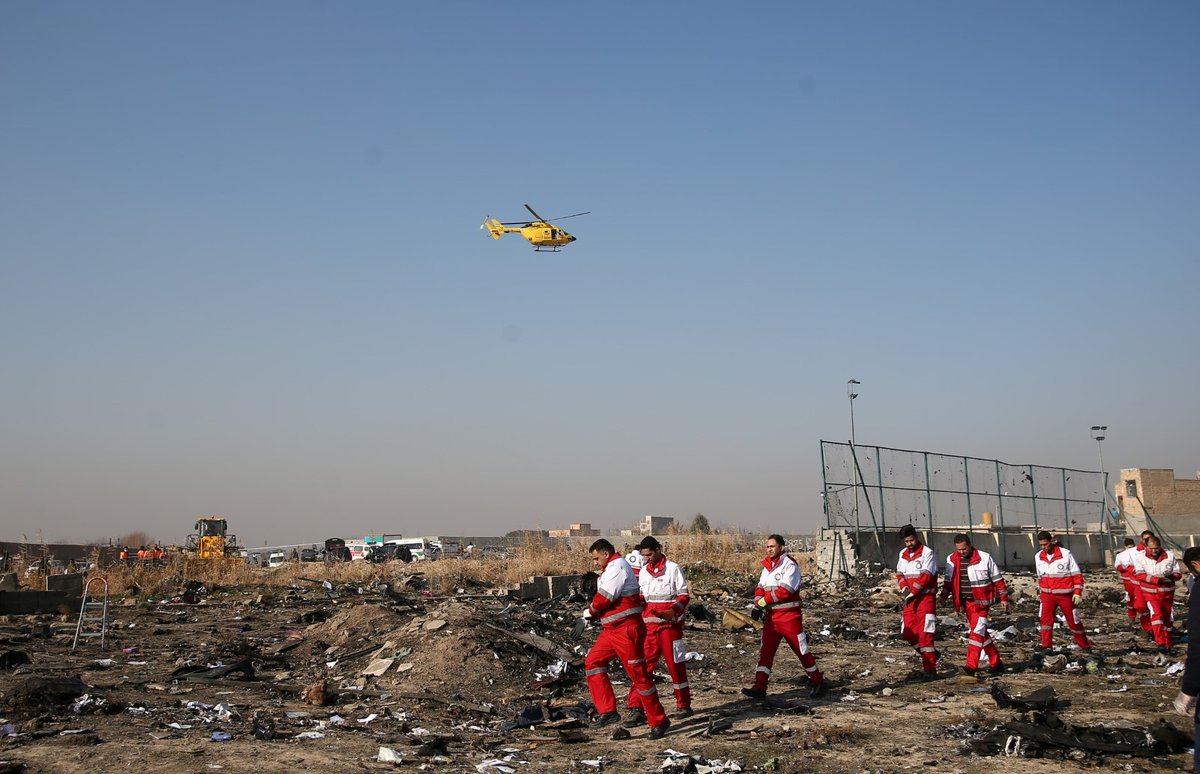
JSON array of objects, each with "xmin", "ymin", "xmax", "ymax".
[
  {"xmin": 578, "ymin": 525, "xmax": 1200, "ymax": 740},
  {"xmin": 117, "ymin": 545, "xmax": 169, "ymax": 564}
]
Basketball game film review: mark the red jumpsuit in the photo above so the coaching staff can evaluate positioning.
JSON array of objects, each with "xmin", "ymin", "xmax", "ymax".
[
  {"xmin": 896, "ymin": 542, "xmax": 939, "ymax": 673},
  {"xmin": 1114, "ymin": 545, "xmax": 1146, "ymax": 626},
  {"xmin": 749, "ymin": 552, "xmax": 823, "ymax": 693},
  {"xmin": 1134, "ymin": 548, "xmax": 1182, "ymax": 649},
  {"xmin": 941, "ymin": 547, "xmax": 1008, "ymax": 671},
  {"xmin": 625, "ymin": 555, "xmax": 691, "ymax": 711},
  {"xmin": 584, "ymin": 553, "xmax": 667, "ymax": 729},
  {"xmin": 1035, "ymin": 545, "xmax": 1091, "ymax": 650}
]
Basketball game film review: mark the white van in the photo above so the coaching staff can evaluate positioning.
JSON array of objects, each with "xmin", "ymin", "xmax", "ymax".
[
  {"xmin": 267, "ymin": 551, "xmax": 285, "ymax": 568},
  {"xmin": 392, "ymin": 538, "xmax": 435, "ymax": 561}
]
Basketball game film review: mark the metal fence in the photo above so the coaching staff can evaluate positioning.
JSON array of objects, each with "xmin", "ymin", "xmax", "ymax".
[{"xmin": 820, "ymin": 440, "xmax": 1109, "ymax": 536}]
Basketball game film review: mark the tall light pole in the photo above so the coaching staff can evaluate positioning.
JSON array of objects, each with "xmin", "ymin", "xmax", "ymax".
[
  {"xmin": 1091, "ymin": 425, "xmax": 1109, "ymax": 552},
  {"xmin": 848, "ymin": 379, "xmax": 861, "ymax": 538}
]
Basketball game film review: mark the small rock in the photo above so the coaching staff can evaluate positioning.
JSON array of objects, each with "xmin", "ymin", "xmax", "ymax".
[{"xmin": 1042, "ymin": 654, "xmax": 1068, "ymax": 673}]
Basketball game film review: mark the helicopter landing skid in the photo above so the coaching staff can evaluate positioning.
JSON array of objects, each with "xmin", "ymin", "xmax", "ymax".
[{"xmin": 533, "ymin": 246, "xmax": 562, "ymax": 253}]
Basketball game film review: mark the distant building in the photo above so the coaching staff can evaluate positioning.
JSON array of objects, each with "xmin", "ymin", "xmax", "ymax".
[
  {"xmin": 1118, "ymin": 468, "xmax": 1200, "ymax": 536},
  {"xmin": 636, "ymin": 515, "xmax": 675, "ymax": 535},
  {"xmin": 547, "ymin": 522, "xmax": 601, "ymax": 538}
]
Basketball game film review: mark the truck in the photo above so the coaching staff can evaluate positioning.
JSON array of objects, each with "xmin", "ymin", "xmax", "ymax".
[{"xmin": 434, "ymin": 539, "xmax": 463, "ymax": 559}]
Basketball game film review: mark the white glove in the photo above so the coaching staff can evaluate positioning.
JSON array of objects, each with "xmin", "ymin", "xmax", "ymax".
[
  {"xmin": 1173, "ymin": 691, "xmax": 1197, "ymax": 717},
  {"xmin": 1071, "ymin": 594, "xmax": 1082, "ymax": 606},
  {"xmin": 581, "ymin": 608, "xmax": 592, "ymax": 620}
]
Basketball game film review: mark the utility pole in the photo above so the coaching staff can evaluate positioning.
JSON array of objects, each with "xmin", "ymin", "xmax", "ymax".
[
  {"xmin": 848, "ymin": 379, "xmax": 861, "ymax": 540},
  {"xmin": 1091, "ymin": 425, "xmax": 1110, "ymax": 554}
]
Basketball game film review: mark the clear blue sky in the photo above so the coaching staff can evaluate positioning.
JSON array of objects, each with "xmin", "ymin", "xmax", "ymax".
[{"xmin": 2, "ymin": 2, "xmax": 1197, "ymax": 546}]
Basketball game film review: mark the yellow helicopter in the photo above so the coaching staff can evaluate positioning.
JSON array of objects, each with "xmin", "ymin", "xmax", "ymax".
[{"xmin": 481, "ymin": 204, "xmax": 590, "ymax": 252}]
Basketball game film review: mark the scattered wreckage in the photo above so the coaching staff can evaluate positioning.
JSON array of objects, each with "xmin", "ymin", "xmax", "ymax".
[{"xmin": 0, "ymin": 560, "xmax": 1195, "ymax": 771}]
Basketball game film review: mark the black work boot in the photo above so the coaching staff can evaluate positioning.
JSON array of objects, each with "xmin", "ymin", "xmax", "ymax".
[{"xmin": 621, "ymin": 707, "xmax": 646, "ymax": 728}]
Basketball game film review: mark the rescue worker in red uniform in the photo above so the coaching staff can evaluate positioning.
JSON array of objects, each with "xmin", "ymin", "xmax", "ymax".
[
  {"xmin": 583, "ymin": 539, "xmax": 670, "ymax": 739},
  {"xmin": 623, "ymin": 536, "xmax": 692, "ymax": 723},
  {"xmin": 1114, "ymin": 537, "xmax": 1142, "ymax": 626},
  {"xmin": 940, "ymin": 533, "xmax": 1008, "ymax": 676},
  {"xmin": 1035, "ymin": 531, "xmax": 1093, "ymax": 652},
  {"xmin": 1134, "ymin": 534, "xmax": 1182, "ymax": 652},
  {"xmin": 742, "ymin": 534, "xmax": 827, "ymax": 700},
  {"xmin": 896, "ymin": 524, "xmax": 939, "ymax": 680}
]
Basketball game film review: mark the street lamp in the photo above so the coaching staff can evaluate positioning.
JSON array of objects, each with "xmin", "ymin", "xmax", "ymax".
[
  {"xmin": 1091, "ymin": 425, "xmax": 1109, "ymax": 552},
  {"xmin": 848, "ymin": 380, "xmax": 861, "ymax": 537}
]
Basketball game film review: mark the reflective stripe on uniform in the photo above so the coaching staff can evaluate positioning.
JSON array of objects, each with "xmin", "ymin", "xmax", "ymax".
[{"xmin": 601, "ymin": 606, "xmax": 644, "ymax": 625}]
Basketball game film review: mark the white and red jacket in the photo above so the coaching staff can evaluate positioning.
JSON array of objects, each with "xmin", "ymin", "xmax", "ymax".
[
  {"xmin": 1035, "ymin": 545, "xmax": 1083, "ymax": 596},
  {"xmin": 588, "ymin": 553, "xmax": 644, "ymax": 626},
  {"xmin": 896, "ymin": 543, "xmax": 939, "ymax": 599},
  {"xmin": 942, "ymin": 547, "xmax": 1008, "ymax": 611},
  {"xmin": 755, "ymin": 552, "xmax": 804, "ymax": 614},
  {"xmin": 1114, "ymin": 545, "xmax": 1139, "ymax": 581},
  {"xmin": 1134, "ymin": 548, "xmax": 1182, "ymax": 597},
  {"xmin": 625, "ymin": 550, "xmax": 647, "ymax": 576},
  {"xmin": 639, "ymin": 555, "xmax": 689, "ymax": 626}
]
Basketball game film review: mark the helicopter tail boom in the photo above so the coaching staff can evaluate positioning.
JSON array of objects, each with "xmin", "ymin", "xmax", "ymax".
[{"xmin": 481, "ymin": 218, "xmax": 506, "ymax": 240}]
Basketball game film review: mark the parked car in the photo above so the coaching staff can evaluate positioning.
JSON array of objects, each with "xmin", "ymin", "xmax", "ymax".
[
  {"xmin": 25, "ymin": 559, "xmax": 67, "ymax": 576},
  {"xmin": 481, "ymin": 545, "xmax": 514, "ymax": 560},
  {"xmin": 323, "ymin": 538, "xmax": 352, "ymax": 563},
  {"xmin": 366, "ymin": 543, "xmax": 413, "ymax": 563},
  {"xmin": 300, "ymin": 548, "xmax": 320, "ymax": 562},
  {"xmin": 267, "ymin": 551, "xmax": 286, "ymax": 568}
]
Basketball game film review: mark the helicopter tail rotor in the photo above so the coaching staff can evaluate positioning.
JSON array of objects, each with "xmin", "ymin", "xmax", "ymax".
[{"xmin": 481, "ymin": 217, "xmax": 504, "ymax": 240}]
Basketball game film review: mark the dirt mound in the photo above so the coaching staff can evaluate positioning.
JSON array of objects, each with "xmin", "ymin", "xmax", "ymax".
[
  {"xmin": 300, "ymin": 599, "xmax": 543, "ymax": 703},
  {"xmin": 304, "ymin": 602, "xmax": 405, "ymax": 648}
]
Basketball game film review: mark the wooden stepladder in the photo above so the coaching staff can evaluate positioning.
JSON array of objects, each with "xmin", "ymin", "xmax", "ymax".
[{"xmin": 72, "ymin": 576, "xmax": 109, "ymax": 650}]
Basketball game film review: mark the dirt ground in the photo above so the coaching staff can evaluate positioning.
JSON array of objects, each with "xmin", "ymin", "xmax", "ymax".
[{"xmin": 0, "ymin": 559, "xmax": 1195, "ymax": 773}]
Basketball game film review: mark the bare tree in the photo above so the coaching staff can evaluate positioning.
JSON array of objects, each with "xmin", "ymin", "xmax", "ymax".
[{"xmin": 118, "ymin": 531, "xmax": 156, "ymax": 548}]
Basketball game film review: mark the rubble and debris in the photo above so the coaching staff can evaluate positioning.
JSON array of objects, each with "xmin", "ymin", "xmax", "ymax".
[
  {"xmin": 0, "ymin": 558, "xmax": 1193, "ymax": 771},
  {"xmin": 965, "ymin": 716, "xmax": 1190, "ymax": 758},
  {"xmin": 0, "ymin": 652, "xmax": 30, "ymax": 671},
  {"xmin": 989, "ymin": 683, "xmax": 1062, "ymax": 711}
]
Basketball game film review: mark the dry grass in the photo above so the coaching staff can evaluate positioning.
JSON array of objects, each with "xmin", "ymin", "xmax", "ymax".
[{"xmin": 20, "ymin": 533, "xmax": 788, "ymax": 597}]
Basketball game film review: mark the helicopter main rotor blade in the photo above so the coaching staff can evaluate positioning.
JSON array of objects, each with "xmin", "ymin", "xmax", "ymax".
[
  {"xmin": 524, "ymin": 203, "xmax": 548, "ymax": 222},
  {"xmin": 546, "ymin": 211, "xmax": 590, "ymax": 222}
]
